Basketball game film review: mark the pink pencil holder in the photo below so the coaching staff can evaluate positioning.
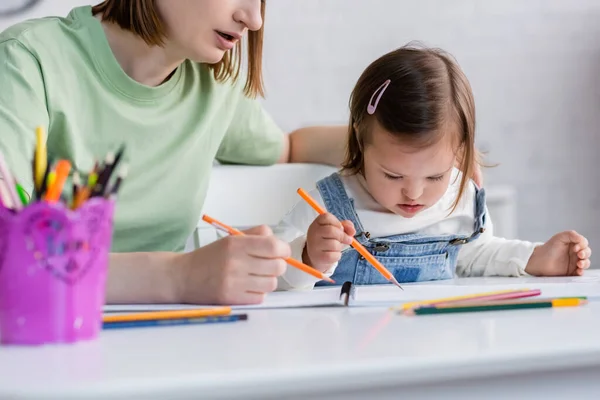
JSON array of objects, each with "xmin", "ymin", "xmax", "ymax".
[{"xmin": 0, "ymin": 198, "xmax": 114, "ymax": 345}]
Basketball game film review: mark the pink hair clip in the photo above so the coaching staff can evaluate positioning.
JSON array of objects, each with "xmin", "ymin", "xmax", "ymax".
[{"xmin": 367, "ymin": 79, "xmax": 391, "ymax": 115}]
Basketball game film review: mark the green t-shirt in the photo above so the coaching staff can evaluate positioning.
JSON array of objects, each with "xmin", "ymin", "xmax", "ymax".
[{"xmin": 0, "ymin": 6, "xmax": 284, "ymax": 252}]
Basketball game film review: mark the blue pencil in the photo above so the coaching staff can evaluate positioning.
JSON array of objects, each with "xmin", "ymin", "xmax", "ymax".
[{"xmin": 103, "ymin": 314, "xmax": 248, "ymax": 330}]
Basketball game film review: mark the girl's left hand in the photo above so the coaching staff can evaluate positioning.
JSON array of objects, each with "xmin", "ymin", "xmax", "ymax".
[{"xmin": 525, "ymin": 231, "xmax": 592, "ymax": 276}]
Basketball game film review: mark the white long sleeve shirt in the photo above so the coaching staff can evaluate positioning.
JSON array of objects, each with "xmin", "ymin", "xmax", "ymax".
[{"xmin": 276, "ymin": 169, "xmax": 538, "ymax": 290}]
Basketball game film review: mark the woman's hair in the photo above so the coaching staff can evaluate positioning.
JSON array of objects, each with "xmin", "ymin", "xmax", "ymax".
[
  {"xmin": 342, "ymin": 43, "xmax": 478, "ymax": 212},
  {"xmin": 92, "ymin": 0, "xmax": 266, "ymax": 98}
]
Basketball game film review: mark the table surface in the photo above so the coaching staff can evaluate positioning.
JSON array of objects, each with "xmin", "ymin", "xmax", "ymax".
[{"xmin": 2, "ymin": 272, "xmax": 600, "ymax": 400}]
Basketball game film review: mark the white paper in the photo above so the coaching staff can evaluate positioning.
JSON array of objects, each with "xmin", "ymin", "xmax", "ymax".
[
  {"xmin": 103, "ymin": 273, "xmax": 600, "ymax": 313},
  {"xmin": 103, "ymin": 288, "xmax": 344, "ymax": 313}
]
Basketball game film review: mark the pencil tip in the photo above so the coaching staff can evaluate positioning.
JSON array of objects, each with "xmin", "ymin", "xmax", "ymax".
[{"xmin": 390, "ymin": 277, "xmax": 404, "ymax": 290}]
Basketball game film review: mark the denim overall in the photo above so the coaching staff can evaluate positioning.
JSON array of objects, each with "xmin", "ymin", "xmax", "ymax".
[{"xmin": 314, "ymin": 173, "xmax": 487, "ymax": 286}]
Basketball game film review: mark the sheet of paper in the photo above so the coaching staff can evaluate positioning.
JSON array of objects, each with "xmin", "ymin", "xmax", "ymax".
[
  {"xmin": 103, "ymin": 272, "xmax": 600, "ymax": 313},
  {"xmin": 103, "ymin": 288, "xmax": 343, "ymax": 313}
]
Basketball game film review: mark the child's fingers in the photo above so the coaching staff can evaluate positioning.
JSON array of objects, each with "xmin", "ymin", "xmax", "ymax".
[
  {"xmin": 568, "ymin": 231, "xmax": 588, "ymax": 252},
  {"xmin": 340, "ymin": 220, "xmax": 356, "ymax": 242},
  {"xmin": 316, "ymin": 247, "xmax": 342, "ymax": 264},
  {"xmin": 317, "ymin": 238, "xmax": 345, "ymax": 253},
  {"xmin": 575, "ymin": 268, "xmax": 584, "ymax": 276},
  {"xmin": 576, "ymin": 247, "xmax": 592, "ymax": 260},
  {"xmin": 319, "ymin": 225, "xmax": 349, "ymax": 243},
  {"xmin": 316, "ymin": 213, "xmax": 343, "ymax": 229},
  {"xmin": 577, "ymin": 259, "xmax": 591, "ymax": 270}
]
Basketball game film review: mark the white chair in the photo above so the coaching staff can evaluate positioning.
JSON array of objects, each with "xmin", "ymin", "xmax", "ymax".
[
  {"xmin": 186, "ymin": 164, "xmax": 518, "ymax": 250},
  {"xmin": 187, "ymin": 163, "xmax": 337, "ymax": 250}
]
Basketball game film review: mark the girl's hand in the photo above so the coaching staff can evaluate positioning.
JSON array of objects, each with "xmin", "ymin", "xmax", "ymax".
[
  {"xmin": 525, "ymin": 231, "xmax": 591, "ymax": 276},
  {"xmin": 304, "ymin": 213, "xmax": 355, "ymax": 272}
]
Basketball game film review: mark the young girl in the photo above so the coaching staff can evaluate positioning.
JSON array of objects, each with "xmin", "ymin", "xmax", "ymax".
[{"xmin": 276, "ymin": 44, "xmax": 592, "ymax": 290}]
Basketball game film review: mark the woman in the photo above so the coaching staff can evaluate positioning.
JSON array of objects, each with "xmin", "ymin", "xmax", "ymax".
[{"xmin": 0, "ymin": 0, "xmax": 480, "ymax": 305}]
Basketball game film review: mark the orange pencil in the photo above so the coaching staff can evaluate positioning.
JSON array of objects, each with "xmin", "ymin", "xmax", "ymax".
[
  {"xmin": 296, "ymin": 188, "xmax": 403, "ymax": 290},
  {"xmin": 44, "ymin": 160, "xmax": 71, "ymax": 202},
  {"xmin": 202, "ymin": 214, "xmax": 335, "ymax": 284},
  {"xmin": 71, "ymin": 186, "xmax": 91, "ymax": 210},
  {"xmin": 103, "ymin": 307, "xmax": 232, "ymax": 323}
]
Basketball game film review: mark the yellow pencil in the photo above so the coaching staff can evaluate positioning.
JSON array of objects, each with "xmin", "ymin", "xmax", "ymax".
[
  {"xmin": 103, "ymin": 307, "xmax": 232, "ymax": 323},
  {"xmin": 34, "ymin": 126, "xmax": 47, "ymax": 191},
  {"xmin": 406, "ymin": 298, "xmax": 587, "ymax": 316}
]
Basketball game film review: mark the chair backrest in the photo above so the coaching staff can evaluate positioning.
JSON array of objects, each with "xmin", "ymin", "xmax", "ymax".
[
  {"xmin": 188, "ymin": 163, "xmax": 337, "ymax": 249},
  {"xmin": 186, "ymin": 163, "xmax": 517, "ymax": 250}
]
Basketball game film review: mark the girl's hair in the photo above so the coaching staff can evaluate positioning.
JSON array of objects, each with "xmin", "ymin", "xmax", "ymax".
[
  {"xmin": 91, "ymin": 0, "xmax": 266, "ymax": 98},
  {"xmin": 342, "ymin": 43, "xmax": 478, "ymax": 212}
]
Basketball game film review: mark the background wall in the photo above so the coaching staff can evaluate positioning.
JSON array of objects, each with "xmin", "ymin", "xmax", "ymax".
[{"xmin": 2, "ymin": 1, "xmax": 599, "ymax": 250}]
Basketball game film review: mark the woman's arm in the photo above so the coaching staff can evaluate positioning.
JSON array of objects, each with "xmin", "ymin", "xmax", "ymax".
[
  {"xmin": 106, "ymin": 252, "xmax": 183, "ymax": 304},
  {"xmin": 279, "ymin": 125, "xmax": 348, "ymax": 166},
  {"xmin": 106, "ymin": 225, "xmax": 292, "ymax": 305}
]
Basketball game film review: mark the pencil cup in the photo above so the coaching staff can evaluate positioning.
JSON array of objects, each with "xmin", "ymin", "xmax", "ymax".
[{"xmin": 0, "ymin": 198, "xmax": 114, "ymax": 345}]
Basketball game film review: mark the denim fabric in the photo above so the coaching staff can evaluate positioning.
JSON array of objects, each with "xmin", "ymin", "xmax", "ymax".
[{"xmin": 314, "ymin": 173, "xmax": 486, "ymax": 286}]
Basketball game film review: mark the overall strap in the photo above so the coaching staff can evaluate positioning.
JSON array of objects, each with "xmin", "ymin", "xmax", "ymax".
[
  {"xmin": 316, "ymin": 173, "xmax": 367, "ymax": 237},
  {"xmin": 450, "ymin": 185, "xmax": 487, "ymax": 245}
]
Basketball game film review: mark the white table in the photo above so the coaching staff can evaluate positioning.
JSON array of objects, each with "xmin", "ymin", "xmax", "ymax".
[{"xmin": 2, "ymin": 273, "xmax": 600, "ymax": 400}]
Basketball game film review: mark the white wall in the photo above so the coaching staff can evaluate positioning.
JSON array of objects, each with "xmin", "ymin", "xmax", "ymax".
[
  {"xmin": 0, "ymin": 0, "xmax": 88, "ymax": 29},
  {"xmin": 2, "ymin": 1, "xmax": 599, "ymax": 249}
]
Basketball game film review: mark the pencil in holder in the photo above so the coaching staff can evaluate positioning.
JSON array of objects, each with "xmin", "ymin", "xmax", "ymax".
[{"xmin": 0, "ymin": 197, "xmax": 114, "ymax": 345}]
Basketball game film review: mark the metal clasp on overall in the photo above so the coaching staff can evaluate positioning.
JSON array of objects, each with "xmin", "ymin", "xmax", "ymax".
[
  {"xmin": 373, "ymin": 243, "xmax": 390, "ymax": 252},
  {"xmin": 450, "ymin": 228, "xmax": 485, "ymax": 245}
]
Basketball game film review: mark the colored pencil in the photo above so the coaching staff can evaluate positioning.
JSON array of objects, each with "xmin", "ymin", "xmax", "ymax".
[
  {"xmin": 89, "ymin": 151, "xmax": 115, "ymax": 197},
  {"xmin": 71, "ymin": 186, "xmax": 91, "ymax": 209},
  {"xmin": 98, "ymin": 145, "xmax": 125, "ymax": 198},
  {"xmin": 34, "ymin": 126, "xmax": 47, "ymax": 192},
  {"xmin": 105, "ymin": 164, "xmax": 128, "ymax": 198},
  {"xmin": 406, "ymin": 298, "xmax": 588, "ymax": 316},
  {"xmin": 88, "ymin": 161, "xmax": 99, "ymax": 187},
  {"xmin": 398, "ymin": 289, "xmax": 540, "ymax": 311},
  {"xmin": 38, "ymin": 157, "xmax": 52, "ymax": 200},
  {"xmin": 102, "ymin": 306, "xmax": 232, "ymax": 323},
  {"xmin": 72, "ymin": 171, "xmax": 81, "ymax": 198},
  {"xmin": 15, "ymin": 183, "xmax": 29, "ymax": 206},
  {"xmin": 202, "ymin": 214, "xmax": 336, "ymax": 284},
  {"xmin": 103, "ymin": 314, "xmax": 248, "ymax": 330},
  {"xmin": 296, "ymin": 188, "xmax": 402, "ymax": 289},
  {"xmin": 0, "ymin": 178, "xmax": 13, "ymax": 208},
  {"xmin": 91, "ymin": 146, "xmax": 125, "ymax": 198},
  {"xmin": 44, "ymin": 160, "xmax": 71, "ymax": 202},
  {"xmin": 0, "ymin": 152, "xmax": 22, "ymax": 210}
]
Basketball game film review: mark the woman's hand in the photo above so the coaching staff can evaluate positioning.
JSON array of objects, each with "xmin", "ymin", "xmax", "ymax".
[{"xmin": 175, "ymin": 225, "xmax": 291, "ymax": 305}]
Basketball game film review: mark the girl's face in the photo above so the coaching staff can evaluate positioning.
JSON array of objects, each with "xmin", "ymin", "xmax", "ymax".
[
  {"xmin": 156, "ymin": 0, "xmax": 263, "ymax": 63},
  {"xmin": 362, "ymin": 122, "xmax": 458, "ymax": 218}
]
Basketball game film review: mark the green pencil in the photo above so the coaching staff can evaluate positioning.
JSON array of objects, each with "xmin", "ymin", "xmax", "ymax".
[
  {"xmin": 409, "ymin": 298, "xmax": 588, "ymax": 316},
  {"xmin": 15, "ymin": 183, "xmax": 29, "ymax": 205}
]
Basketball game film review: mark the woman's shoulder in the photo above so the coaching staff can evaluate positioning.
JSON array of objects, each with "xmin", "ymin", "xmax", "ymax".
[{"xmin": 0, "ymin": 7, "xmax": 87, "ymax": 51}]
